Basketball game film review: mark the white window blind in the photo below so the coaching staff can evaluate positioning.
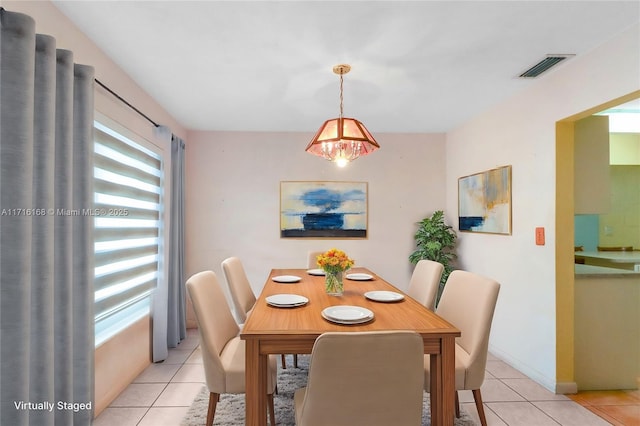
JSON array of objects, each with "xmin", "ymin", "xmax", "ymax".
[{"xmin": 94, "ymin": 121, "xmax": 163, "ymax": 346}]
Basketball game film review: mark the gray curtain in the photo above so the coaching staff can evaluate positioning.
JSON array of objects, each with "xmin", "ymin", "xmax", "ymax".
[
  {"xmin": 152, "ymin": 129, "xmax": 187, "ymax": 362},
  {"xmin": 1, "ymin": 9, "xmax": 94, "ymax": 425}
]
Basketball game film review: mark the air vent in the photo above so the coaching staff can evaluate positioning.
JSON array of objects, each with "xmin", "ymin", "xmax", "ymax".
[{"xmin": 519, "ymin": 54, "xmax": 574, "ymax": 78}]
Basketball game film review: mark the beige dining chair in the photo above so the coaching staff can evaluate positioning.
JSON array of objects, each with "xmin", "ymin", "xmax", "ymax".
[
  {"xmin": 424, "ymin": 270, "xmax": 500, "ymax": 426},
  {"xmin": 407, "ymin": 259, "xmax": 444, "ymax": 311},
  {"xmin": 221, "ymin": 256, "xmax": 297, "ymax": 368},
  {"xmin": 306, "ymin": 251, "xmax": 324, "ymax": 269},
  {"xmin": 294, "ymin": 331, "xmax": 425, "ymax": 426},
  {"xmin": 186, "ymin": 270, "xmax": 277, "ymax": 426}
]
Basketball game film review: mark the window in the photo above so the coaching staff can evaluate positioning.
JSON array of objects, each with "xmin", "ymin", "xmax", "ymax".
[{"xmin": 93, "ymin": 121, "xmax": 164, "ymax": 346}]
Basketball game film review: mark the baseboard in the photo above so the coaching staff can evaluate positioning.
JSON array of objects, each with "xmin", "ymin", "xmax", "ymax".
[
  {"xmin": 488, "ymin": 344, "xmax": 557, "ymax": 392},
  {"xmin": 555, "ymin": 382, "xmax": 578, "ymax": 394}
]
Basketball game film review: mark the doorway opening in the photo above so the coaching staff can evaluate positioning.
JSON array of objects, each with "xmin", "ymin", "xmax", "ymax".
[{"xmin": 555, "ymin": 90, "xmax": 640, "ymax": 393}]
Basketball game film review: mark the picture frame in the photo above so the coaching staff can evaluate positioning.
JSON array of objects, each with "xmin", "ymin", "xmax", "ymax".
[
  {"xmin": 458, "ymin": 165, "xmax": 512, "ymax": 235},
  {"xmin": 280, "ymin": 181, "xmax": 368, "ymax": 238}
]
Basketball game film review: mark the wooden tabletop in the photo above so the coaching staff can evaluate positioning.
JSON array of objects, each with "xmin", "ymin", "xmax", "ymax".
[
  {"xmin": 240, "ymin": 267, "xmax": 460, "ymax": 426},
  {"xmin": 241, "ymin": 267, "xmax": 460, "ymax": 353}
]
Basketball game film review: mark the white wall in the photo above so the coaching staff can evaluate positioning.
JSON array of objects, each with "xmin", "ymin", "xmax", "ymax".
[
  {"xmin": 445, "ymin": 23, "xmax": 640, "ymax": 390},
  {"xmin": 185, "ymin": 131, "xmax": 446, "ymax": 296}
]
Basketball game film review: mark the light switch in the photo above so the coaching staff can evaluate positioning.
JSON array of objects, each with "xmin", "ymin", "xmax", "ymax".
[{"xmin": 535, "ymin": 227, "xmax": 545, "ymax": 245}]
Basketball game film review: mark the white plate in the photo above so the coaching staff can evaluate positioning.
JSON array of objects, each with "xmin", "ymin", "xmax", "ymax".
[
  {"xmin": 346, "ymin": 273, "xmax": 374, "ymax": 281},
  {"xmin": 306, "ymin": 268, "xmax": 325, "ymax": 276},
  {"xmin": 364, "ymin": 291, "xmax": 405, "ymax": 303},
  {"xmin": 321, "ymin": 306, "xmax": 374, "ymax": 324},
  {"xmin": 266, "ymin": 294, "xmax": 308, "ymax": 307},
  {"xmin": 272, "ymin": 275, "xmax": 302, "ymax": 283}
]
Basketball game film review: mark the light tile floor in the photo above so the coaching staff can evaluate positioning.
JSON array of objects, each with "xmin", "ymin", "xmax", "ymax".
[{"xmin": 94, "ymin": 328, "xmax": 638, "ymax": 425}]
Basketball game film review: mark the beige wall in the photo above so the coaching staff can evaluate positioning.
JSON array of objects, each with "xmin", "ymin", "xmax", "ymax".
[
  {"xmin": 446, "ymin": 23, "xmax": 640, "ymax": 391},
  {"xmin": 599, "ymin": 165, "xmax": 640, "ymax": 249},
  {"xmin": 610, "ymin": 133, "xmax": 640, "ymax": 165},
  {"xmin": 184, "ymin": 131, "xmax": 447, "ymax": 302},
  {"xmin": 94, "ymin": 317, "xmax": 151, "ymax": 414}
]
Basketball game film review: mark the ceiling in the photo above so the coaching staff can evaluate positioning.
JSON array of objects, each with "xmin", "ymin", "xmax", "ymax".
[{"xmin": 51, "ymin": 1, "xmax": 640, "ymax": 134}]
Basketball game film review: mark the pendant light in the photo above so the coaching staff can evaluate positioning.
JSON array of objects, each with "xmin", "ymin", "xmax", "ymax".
[{"xmin": 305, "ymin": 64, "xmax": 380, "ymax": 167}]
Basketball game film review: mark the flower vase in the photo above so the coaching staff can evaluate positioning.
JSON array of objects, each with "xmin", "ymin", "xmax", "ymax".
[{"xmin": 325, "ymin": 270, "xmax": 344, "ymax": 296}]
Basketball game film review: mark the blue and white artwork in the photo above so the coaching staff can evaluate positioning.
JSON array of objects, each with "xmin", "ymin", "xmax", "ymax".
[
  {"xmin": 458, "ymin": 166, "xmax": 512, "ymax": 235},
  {"xmin": 280, "ymin": 181, "xmax": 367, "ymax": 238}
]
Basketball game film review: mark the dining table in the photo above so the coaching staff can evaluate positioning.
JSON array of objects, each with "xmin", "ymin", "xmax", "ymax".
[{"xmin": 240, "ymin": 267, "xmax": 461, "ymax": 426}]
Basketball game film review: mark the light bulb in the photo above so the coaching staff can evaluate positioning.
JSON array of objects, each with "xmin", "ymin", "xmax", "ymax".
[{"xmin": 335, "ymin": 157, "xmax": 348, "ymax": 167}]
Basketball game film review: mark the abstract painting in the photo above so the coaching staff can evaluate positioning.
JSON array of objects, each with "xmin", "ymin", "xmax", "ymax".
[
  {"xmin": 280, "ymin": 181, "xmax": 367, "ymax": 238},
  {"xmin": 458, "ymin": 165, "xmax": 512, "ymax": 235}
]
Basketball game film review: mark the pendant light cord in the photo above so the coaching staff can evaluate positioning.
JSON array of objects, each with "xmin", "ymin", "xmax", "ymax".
[{"xmin": 339, "ymin": 74, "xmax": 344, "ymax": 119}]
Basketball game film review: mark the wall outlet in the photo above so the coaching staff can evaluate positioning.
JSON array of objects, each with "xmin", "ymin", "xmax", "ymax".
[{"xmin": 535, "ymin": 227, "xmax": 545, "ymax": 245}]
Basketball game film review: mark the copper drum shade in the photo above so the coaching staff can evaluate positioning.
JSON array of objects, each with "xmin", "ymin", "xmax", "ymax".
[{"xmin": 305, "ymin": 64, "xmax": 379, "ymax": 167}]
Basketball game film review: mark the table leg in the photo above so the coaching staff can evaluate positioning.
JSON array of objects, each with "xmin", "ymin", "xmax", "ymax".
[
  {"xmin": 245, "ymin": 339, "xmax": 268, "ymax": 426},
  {"xmin": 430, "ymin": 336, "xmax": 456, "ymax": 426},
  {"xmin": 441, "ymin": 336, "xmax": 456, "ymax": 425},
  {"xmin": 430, "ymin": 352, "xmax": 442, "ymax": 425}
]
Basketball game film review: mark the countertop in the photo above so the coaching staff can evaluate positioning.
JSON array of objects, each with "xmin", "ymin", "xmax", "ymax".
[
  {"xmin": 575, "ymin": 263, "xmax": 640, "ymax": 277},
  {"xmin": 574, "ymin": 251, "xmax": 640, "ymax": 263}
]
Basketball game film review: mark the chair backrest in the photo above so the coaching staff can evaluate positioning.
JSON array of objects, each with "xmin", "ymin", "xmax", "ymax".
[
  {"xmin": 297, "ymin": 331, "xmax": 424, "ymax": 426},
  {"xmin": 307, "ymin": 251, "xmax": 324, "ymax": 269},
  {"xmin": 186, "ymin": 270, "xmax": 241, "ymax": 392},
  {"xmin": 436, "ymin": 270, "xmax": 500, "ymax": 389},
  {"xmin": 221, "ymin": 257, "xmax": 256, "ymax": 323},
  {"xmin": 407, "ymin": 259, "xmax": 444, "ymax": 310}
]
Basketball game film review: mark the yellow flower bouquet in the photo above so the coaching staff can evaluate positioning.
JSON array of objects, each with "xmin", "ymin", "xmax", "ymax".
[{"xmin": 316, "ymin": 248, "xmax": 354, "ymax": 295}]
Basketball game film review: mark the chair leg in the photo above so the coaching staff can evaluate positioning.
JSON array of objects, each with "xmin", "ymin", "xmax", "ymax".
[
  {"xmin": 472, "ymin": 389, "xmax": 488, "ymax": 426},
  {"xmin": 206, "ymin": 392, "xmax": 219, "ymax": 426},
  {"xmin": 293, "ymin": 354, "xmax": 298, "ymax": 368},
  {"xmin": 281, "ymin": 354, "xmax": 286, "ymax": 369},
  {"xmin": 455, "ymin": 390, "xmax": 460, "ymax": 418},
  {"xmin": 267, "ymin": 393, "xmax": 276, "ymax": 425}
]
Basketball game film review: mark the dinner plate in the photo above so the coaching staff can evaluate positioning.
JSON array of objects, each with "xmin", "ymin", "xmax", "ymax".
[
  {"xmin": 272, "ymin": 275, "xmax": 302, "ymax": 283},
  {"xmin": 321, "ymin": 306, "xmax": 374, "ymax": 324},
  {"xmin": 364, "ymin": 291, "xmax": 405, "ymax": 303},
  {"xmin": 306, "ymin": 268, "xmax": 325, "ymax": 276},
  {"xmin": 266, "ymin": 294, "xmax": 309, "ymax": 307},
  {"xmin": 345, "ymin": 273, "xmax": 374, "ymax": 281}
]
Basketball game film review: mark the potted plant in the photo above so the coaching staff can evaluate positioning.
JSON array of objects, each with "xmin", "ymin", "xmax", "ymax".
[{"xmin": 409, "ymin": 210, "xmax": 457, "ymax": 300}]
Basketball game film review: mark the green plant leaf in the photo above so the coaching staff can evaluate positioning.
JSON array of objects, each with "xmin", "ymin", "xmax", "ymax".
[{"xmin": 408, "ymin": 210, "xmax": 457, "ymax": 291}]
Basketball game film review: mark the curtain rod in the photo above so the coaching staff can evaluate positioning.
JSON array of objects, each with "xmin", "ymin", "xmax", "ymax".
[
  {"xmin": 95, "ymin": 78, "xmax": 159, "ymax": 128},
  {"xmin": 0, "ymin": 6, "xmax": 159, "ymax": 128}
]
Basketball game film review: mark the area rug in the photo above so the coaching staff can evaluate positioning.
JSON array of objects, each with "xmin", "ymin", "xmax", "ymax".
[{"xmin": 181, "ymin": 355, "xmax": 476, "ymax": 425}]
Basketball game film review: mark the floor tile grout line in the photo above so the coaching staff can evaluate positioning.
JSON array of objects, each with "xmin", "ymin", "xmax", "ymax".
[
  {"xmin": 496, "ymin": 375, "xmax": 571, "ymax": 403},
  {"xmin": 135, "ymin": 344, "xmax": 198, "ymax": 425},
  {"xmin": 101, "ymin": 338, "xmax": 635, "ymax": 426},
  {"xmin": 135, "ymin": 406, "xmax": 153, "ymax": 426},
  {"xmin": 486, "ymin": 400, "xmax": 564, "ymax": 426},
  {"xmin": 496, "ymin": 376, "xmax": 532, "ymax": 402}
]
